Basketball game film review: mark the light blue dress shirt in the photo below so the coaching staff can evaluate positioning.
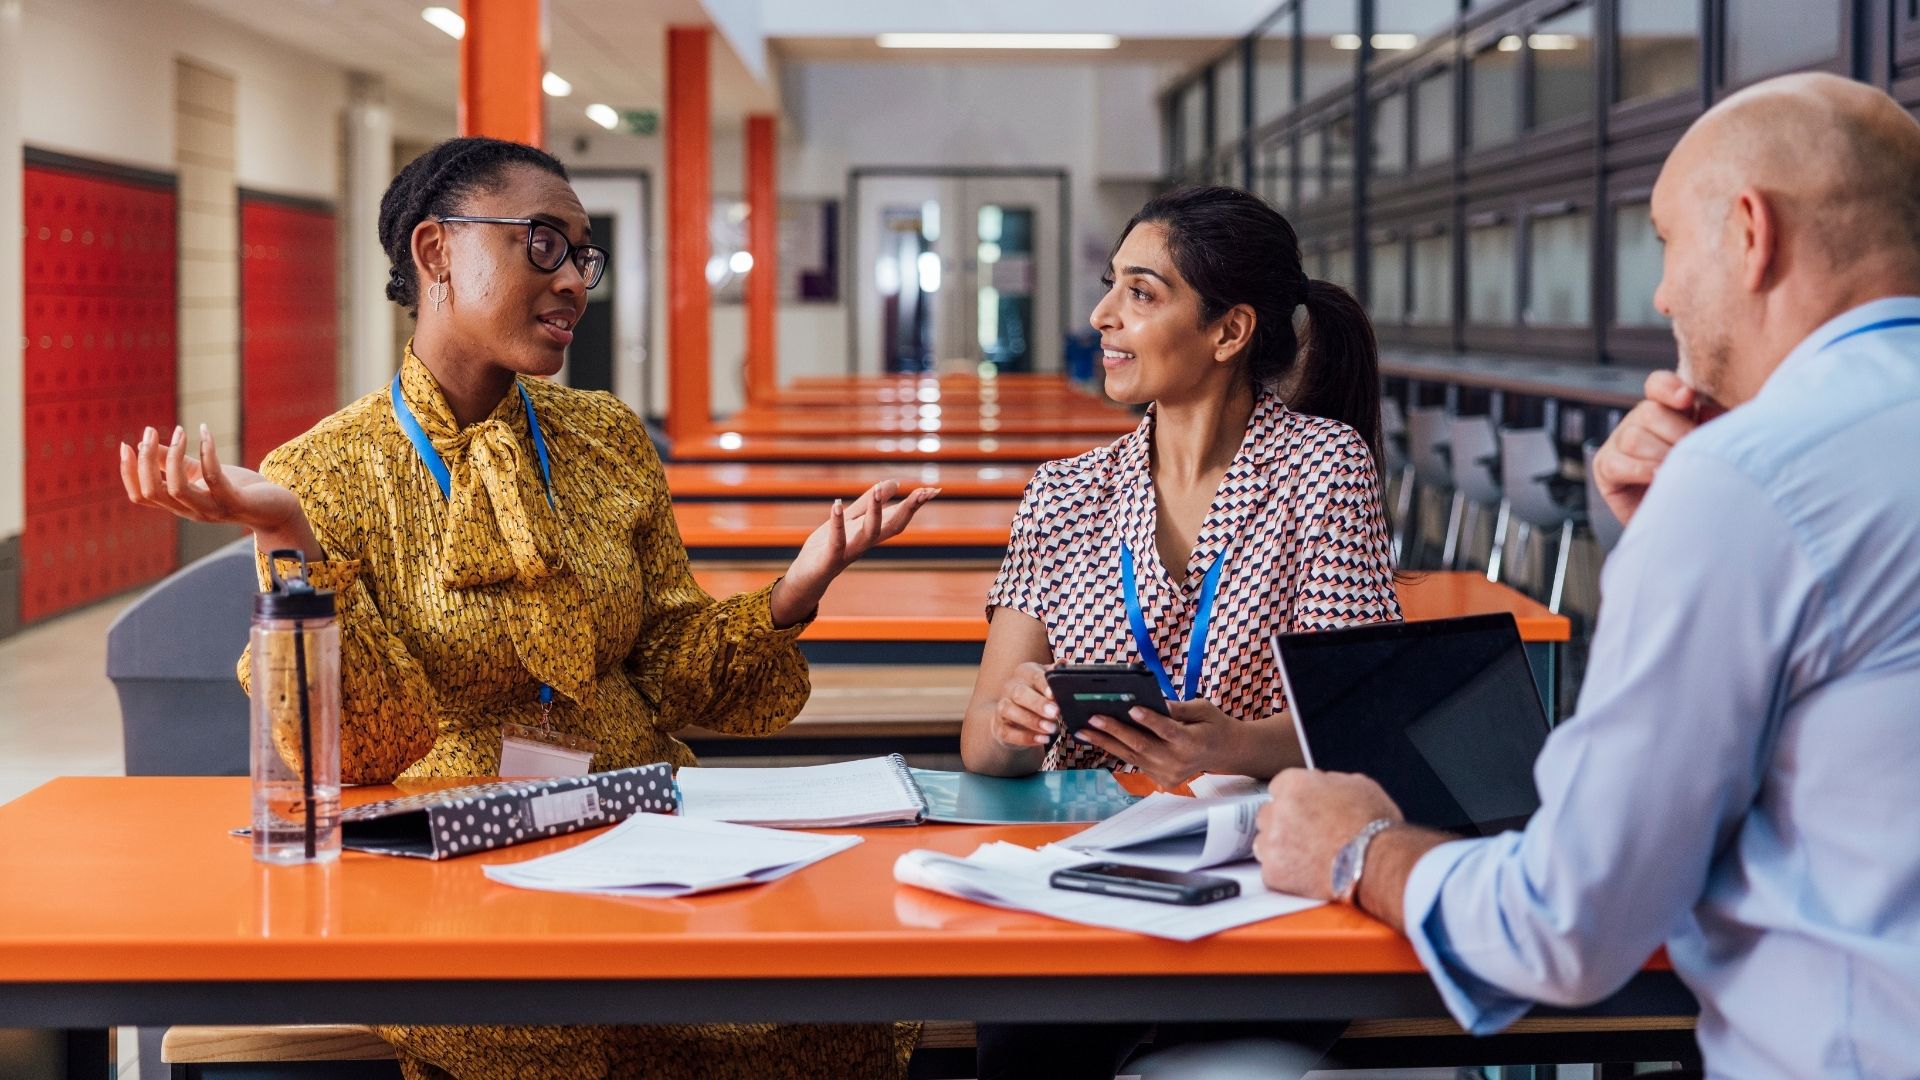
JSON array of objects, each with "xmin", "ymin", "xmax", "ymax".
[{"xmin": 1402, "ymin": 297, "xmax": 1920, "ymax": 1078}]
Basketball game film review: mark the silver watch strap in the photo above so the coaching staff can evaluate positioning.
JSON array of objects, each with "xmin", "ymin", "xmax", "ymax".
[{"xmin": 1333, "ymin": 817, "xmax": 1397, "ymax": 904}]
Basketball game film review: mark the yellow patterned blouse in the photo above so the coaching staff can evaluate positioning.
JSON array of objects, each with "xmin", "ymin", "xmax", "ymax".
[
  {"xmin": 237, "ymin": 348, "xmax": 916, "ymax": 1079},
  {"xmin": 239, "ymin": 346, "xmax": 809, "ymax": 783}
]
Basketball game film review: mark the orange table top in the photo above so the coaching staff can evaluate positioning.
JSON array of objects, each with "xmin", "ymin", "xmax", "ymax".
[
  {"xmin": 0, "ymin": 777, "xmax": 1421, "ymax": 985},
  {"xmin": 715, "ymin": 409, "xmax": 1138, "ymax": 438},
  {"xmin": 670, "ymin": 432, "xmax": 1107, "ymax": 464},
  {"xmin": 690, "ymin": 568, "xmax": 1571, "ymax": 644},
  {"xmin": 676, "ymin": 500, "xmax": 1018, "ymax": 551},
  {"xmin": 663, "ymin": 462, "xmax": 1034, "ymax": 501}
]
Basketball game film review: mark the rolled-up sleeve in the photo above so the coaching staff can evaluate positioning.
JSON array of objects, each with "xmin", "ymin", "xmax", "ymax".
[{"xmin": 1398, "ymin": 448, "xmax": 1830, "ymax": 1032}]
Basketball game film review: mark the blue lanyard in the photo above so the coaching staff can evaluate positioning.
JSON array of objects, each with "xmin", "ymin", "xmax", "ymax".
[
  {"xmin": 390, "ymin": 371, "xmax": 559, "ymax": 707},
  {"xmin": 1120, "ymin": 542, "xmax": 1226, "ymax": 703},
  {"xmin": 1821, "ymin": 316, "xmax": 1920, "ymax": 351}
]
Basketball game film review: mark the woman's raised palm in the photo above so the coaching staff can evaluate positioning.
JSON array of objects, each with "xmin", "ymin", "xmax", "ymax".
[{"xmin": 119, "ymin": 424, "xmax": 306, "ymax": 533}]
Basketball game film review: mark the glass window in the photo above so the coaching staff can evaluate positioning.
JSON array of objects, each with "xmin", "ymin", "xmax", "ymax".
[
  {"xmin": 1259, "ymin": 139, "xmax": 1294, "ymax": 207},
  {"xmin": 1375, "ymin": 0, "xmax": 1459, "ymax": 53},
  {"xmin": 1526, "ymin": 210, "xmax": 1592, "ymax": 325},
  {"xmin": 1613, "ymin": 200, "xmax": 1667, "ymax": 326},
  {"xmin": 1181, "ymin": 82, "xmax": 1208, "ymax": 167},
  {"xmin": 1326, "ymin": 114, "xmax": 1355, "ymax": 196},
  {"xmin": 1301, "ymin": 0, "xmax": 1357, "ymax": 102},
  {"xmin": 1531, "ymin": 4, "xmax": 1595, "ymax": 129},
  {"xmin": 1414, "ymin": 67, "xmax": 1454, "ymax": 166},
  {"xmin": 1467, "ymin": 221, "xmax": 1517, "ymax": 322},
  {"xmin": 1299, "ymin": 127, "xmax": 1324, "ymax": 203},
  {"xmin": 1255, "ymin": 13, "xmax": 1295, "ymax": 126},
  {"xmin": 1371, "ymin": 238, "xmax": 1408, "ymax": 323},
  {"xmin": 1410, "ymin": 230, "xmax": 1453, "ymax": 324},
  {"xmin": 1725, "ymin": 0, "xmax": 1841, "ymax": 84},
  {"xmin": 1214, "ymin": 53, "xmax": 1245, "ymax": 147},
  {"xmin": 1372, "ymin": 91, "xmax": 1408, "ymax": 177},
  {"xmin": 1469, "ymin": 40, "xmax": 1520, "ymax": 149},
  {"xmin": 1618, "ymin": 0, "xmax": 1699, "ymax": 102},
  {"xmin": 1327, "ymin": 247, "xmax": 1356, "ymax": 290}
]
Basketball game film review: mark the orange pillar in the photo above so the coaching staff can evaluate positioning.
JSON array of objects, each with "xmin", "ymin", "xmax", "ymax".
[
  {"xmin": 744, "ymin": 114, "xmax": 779, "ymax": 407},
  {"xmin": 459, "ymin": 0, "xmax": 546, "ymax": 146},
  {"xmin": 666, "ymin": 26, "xmax": 712, "ymax": 443}
]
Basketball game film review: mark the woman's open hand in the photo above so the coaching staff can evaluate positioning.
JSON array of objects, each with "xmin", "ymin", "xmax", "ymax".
[
  {"xmin": 770, "ymin": 479, "xmax": 938, "ymax": 626},
  {"xmin": 119, "ymin": 424, "xmax": 319, "ymax": 556}
]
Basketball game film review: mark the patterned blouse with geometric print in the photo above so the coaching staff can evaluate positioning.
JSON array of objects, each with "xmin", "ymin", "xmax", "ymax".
[{"xmin": 987, "ymin": 390, "xmax": 1402, "ymax": 773}]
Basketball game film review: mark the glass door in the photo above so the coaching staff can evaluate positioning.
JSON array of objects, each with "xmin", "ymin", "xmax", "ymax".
[{"xmin": 853, "ymin": 172, "xmax": 1062, "ymax": 375}]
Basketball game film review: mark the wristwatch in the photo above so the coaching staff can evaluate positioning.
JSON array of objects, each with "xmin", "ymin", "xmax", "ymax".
[{"xmin": 1330, "ymin": 818, "xmax": 1397, "ymax": 905}]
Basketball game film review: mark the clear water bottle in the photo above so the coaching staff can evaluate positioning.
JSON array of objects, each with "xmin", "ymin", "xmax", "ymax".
[{"xmin": 249, "ymin": 550, "xmax": 341, "ymax": 864}]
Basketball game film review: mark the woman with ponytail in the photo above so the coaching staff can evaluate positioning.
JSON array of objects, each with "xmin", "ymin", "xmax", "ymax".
[{"xmin": 960, "ymin": 185, "xmax": 1401, "ymax": 1077}]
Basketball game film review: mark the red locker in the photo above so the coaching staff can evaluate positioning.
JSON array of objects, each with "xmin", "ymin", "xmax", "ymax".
[
  {"xmin": 240, "ymin": 197, "xmax": 337, "ymax": 469},
  {"xmin": 20, "ymin": 162, "xmax": 178, "ymax": 623}
]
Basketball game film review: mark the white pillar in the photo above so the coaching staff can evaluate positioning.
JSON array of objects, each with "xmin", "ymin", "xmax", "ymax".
[
  {"xmin": 343, "ymin": 73, "xmax": 395, "ymax": 400},
  {"xmin": 0, "ymin": 0, "xmax": 25, "ymax": 550}
]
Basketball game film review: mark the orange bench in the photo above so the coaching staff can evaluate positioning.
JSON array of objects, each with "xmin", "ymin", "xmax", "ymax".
[
  {"xmin": 663, "ymin": 462, "xmax": 1034, "ymax": 501},
  {"xmin": 669, "ymin": 432, "xmax": 1106, "ymax": 464},
  {"xmin": 674, "ymin": 500, "xmax": 1018, "ymax": 560}
]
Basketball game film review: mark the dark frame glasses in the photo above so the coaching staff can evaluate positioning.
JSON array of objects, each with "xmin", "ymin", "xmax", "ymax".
[{"xmin": 438, "ymin": 216, "xmax": 608, "ymax": 288}]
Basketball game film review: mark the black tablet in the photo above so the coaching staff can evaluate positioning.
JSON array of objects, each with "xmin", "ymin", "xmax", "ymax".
[
  {"xmin": 1272, "ymin": 614, "xmax": 1551, "ymax": 837},
  {"xmin": 1045, "ymin": 663, "xmax": 1169, "ymax": 735}
]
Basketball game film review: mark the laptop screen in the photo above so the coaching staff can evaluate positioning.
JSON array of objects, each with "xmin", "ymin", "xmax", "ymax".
[{"xmin": 1273, "ymin": 614, "xmax": 1550, "ymax": 837}]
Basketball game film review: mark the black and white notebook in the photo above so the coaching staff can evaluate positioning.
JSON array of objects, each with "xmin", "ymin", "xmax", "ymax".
[
  {"xmin": 335, "ymin": 763, "xmax": 677, "ymax": 859},
  {"xmin": 674, "ymin": 756, "xmax": 1139, "ymax": 828}
]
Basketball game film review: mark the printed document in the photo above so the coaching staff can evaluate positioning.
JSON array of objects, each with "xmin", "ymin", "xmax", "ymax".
[
  {"xmin": 483, "ymin": 813, "xmax": 861, "ymax": 897},
  {"xmin": 1054, "ymin": 791, "xmax": 1269, "ymax": 872}
]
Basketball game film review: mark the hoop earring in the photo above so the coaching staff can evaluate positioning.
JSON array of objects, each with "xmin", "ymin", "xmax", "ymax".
[{"xmin": 427, "ymin": 278, "xmax": 449, "ymax": 310}]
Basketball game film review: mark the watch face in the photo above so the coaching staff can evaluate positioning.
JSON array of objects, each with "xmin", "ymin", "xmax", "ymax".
[{"xmin": 1330, "ymin": 838, "xmax": 1362, "ymax": 900}]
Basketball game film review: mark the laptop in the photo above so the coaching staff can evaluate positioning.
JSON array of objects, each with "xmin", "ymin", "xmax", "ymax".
[{"xmin": 1272, "ymin": 614, "xmax": 1551, "ymax": 837}]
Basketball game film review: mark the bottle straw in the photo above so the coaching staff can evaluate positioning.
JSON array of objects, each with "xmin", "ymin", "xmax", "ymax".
[{"xmin": 292, "ymin": 618, "xmax": 316, "ymax": 860}]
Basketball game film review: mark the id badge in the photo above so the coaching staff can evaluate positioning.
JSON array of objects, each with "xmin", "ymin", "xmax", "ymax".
[{"xmin": 499, "ymin": 723, "xmax": 599, "ymax": 778}]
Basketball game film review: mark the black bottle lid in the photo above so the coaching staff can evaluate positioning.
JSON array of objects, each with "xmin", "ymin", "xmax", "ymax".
[{"xmin": 254, "ymin": 549, "xmax": 337, "ymax": 620}]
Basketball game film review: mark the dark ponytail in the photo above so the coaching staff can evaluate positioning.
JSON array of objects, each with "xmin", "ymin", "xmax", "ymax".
[
  {"xmin": 1118, "ymin": 186, "xmax": 1383, "ymax": 465},
  {"xmin": 376, "ymin": 136, "xmax": 570, "ymax": 314}
]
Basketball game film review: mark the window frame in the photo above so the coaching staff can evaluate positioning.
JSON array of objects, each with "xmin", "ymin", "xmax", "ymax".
[
  {"xmin": 1252, "ymin": 2, "xmax": 1302, "ymax": 130},
  {"xmin": 1392, "ymin": 216, "xmax": 1459, "ymax": 351},
  {"xmin": 1366, "ymin": 82, "xmax": 1414, "ymax": 183},
  {"xmin": 1901, "ymin": 0, "xmax": 1920, "ymax": 69},
  {"xmin": 1715, "ymin": 0, "xmax": 1855, "ymax": 93},
  {"xmin": 1517, "ymin": 187, "xmax": 1599, "ymax": 342},
  {"xmin": 1610, "ymin": 0, "xmax": 1709, "ymax": 133},
  {"xmin": 1461, "ymin": 203, "xmax": 1524, "ymax": 347},
  {"xmin": 1465, "ymin": 28, "xmax": 1525, "ymax": 153},
  {"xmin": 1525, "ymin": 0, "xmax": 1600, "ymax": 138},
  {"xmin": 1601, "ymin": 164, "xmax": 1678, "ymax": 368},
  {"xmin": 1366, "ymin": 225, "xmax": 1413, "ymax": 329}
]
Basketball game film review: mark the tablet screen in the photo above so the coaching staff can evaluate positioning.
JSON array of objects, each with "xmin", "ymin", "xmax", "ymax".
[{"xmin": 1273, "ymin": 614, "xmax": 1549, "ymax": 837}]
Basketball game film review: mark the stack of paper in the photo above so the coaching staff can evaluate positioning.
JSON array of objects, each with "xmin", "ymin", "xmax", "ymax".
[
  {"xmin": 1055, "ymin": 791, "xmax": 1269, "ymax": 872},
  {"xmin": 483, "ymin": 813, "xmax": 861, "ymax": 897},
  {"xmin": 894, "ymin": 842, "xmax": 1319, "ymax": 941},
  {"xmin": 675, "ymin": 755, "xmax": 926, "ymax": 827}
]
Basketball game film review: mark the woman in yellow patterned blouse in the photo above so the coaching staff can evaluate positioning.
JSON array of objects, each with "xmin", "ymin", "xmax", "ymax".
[{"xmin": 117, "ymin": 137, "xmax": 931, "ymax": 1080}]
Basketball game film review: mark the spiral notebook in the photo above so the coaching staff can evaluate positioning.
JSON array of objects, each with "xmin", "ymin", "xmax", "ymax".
[{"xmin": 673, "ymin": 756, "xmax": 1138, "ymax": 828}]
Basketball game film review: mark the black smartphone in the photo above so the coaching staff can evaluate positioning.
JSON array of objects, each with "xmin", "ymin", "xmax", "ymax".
[
  {"xmin": 1049, "ymin": 861, "xmax": 1241, "ymax": 905},
  {"xmin": 1044, "ymin": 663, "xmax": 1169, "ymax": 735}
]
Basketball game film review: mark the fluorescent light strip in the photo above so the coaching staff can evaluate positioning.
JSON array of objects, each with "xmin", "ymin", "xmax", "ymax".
[
  {"xmin": 585, "ymin": 103, "xmax": 619, "ymax": 130},
  {"xmin": 421, "ymin": 6, "xmax": 464, "ymax": 39},
  {"xmin": 1332, "ymin": 32, "xmax": 1421, "ymax": 50},
  {"xmin": 542, "ymin": 72, "xmax": 573, "ymax": 97},
  {"xmin": 875, "ymin": 32, "xmax": 1119, "ymax": 50}
]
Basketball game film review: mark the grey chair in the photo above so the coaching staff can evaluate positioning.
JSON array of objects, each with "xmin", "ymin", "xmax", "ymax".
[
  {"xmin": 106, "ymin": 537, "xmax": 256, "ymax": 777},
  {"xmin": 1379, "ymin": 398, "xmax": 1415, "ymax": 563},
  {"xmin": 1443, "ymin": 415, "xmax": 1501, "ymax": 573},
  {"xmin": 1403, "ymin": 405, "xmax": 1453, "ymax": 569},
  {"xmin": 1495, "ymin": 428, "xmax": 1579, "ymax": 604},
  {"xmin": 1584, "ymin": 442, "xmax": 1627, "ymax": 555}
]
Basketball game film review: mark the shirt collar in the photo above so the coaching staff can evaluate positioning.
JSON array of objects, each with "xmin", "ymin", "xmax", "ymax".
[
  {"xmin": 1114, "ymin": 388, "xmax": 1287, "ymax": 484},
  {"xmin": 1766, "ymin": 295, "xmax": 1920, "ymax": 393}
]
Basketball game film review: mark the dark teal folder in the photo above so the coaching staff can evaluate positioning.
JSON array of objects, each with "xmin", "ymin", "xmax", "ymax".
[{"xmin": 909, "ymin": 768, "xmax": 1139, "ymax": 825}]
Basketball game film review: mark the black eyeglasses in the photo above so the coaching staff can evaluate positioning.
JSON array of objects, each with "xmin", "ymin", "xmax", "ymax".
[{"xmin": 438, "ymin": 216, "xmax": 608, "ymax": 289}]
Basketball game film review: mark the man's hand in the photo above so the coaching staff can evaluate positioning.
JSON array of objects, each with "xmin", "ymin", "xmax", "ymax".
[
  {"xmin": 1254, "ymin": 769, "xmax": 1403, "ymax": 900},
  {"xmin": 1592, "ymin": 371, "xmax": 1714, "ymax": 526}
]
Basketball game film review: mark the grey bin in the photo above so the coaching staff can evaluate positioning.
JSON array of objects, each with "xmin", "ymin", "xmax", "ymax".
[{"xmin": 105, "ymin": 537, "xmax": 256, "ymax": 777}]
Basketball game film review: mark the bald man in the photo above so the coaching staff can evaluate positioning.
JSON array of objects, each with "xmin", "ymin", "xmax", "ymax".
[{"xmin": 1255, "ymin": 73, "xmax": 1920, "ymax": 1077}]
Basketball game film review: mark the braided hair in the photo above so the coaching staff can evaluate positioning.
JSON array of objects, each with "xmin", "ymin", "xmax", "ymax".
[{"xmin": 377, "ymin": 136, "xmax": 570, "ymax": 313}]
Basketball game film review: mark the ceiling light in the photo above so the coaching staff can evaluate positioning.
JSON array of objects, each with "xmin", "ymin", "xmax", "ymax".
[
  {"xmin": 1528, "ymin": 33, "xmax": 1580, "ymax": 50},
  {"xmin": 1333, "ymin": 32, "xmax": 1420, "ymax": 50},
  {"xmin": 542, "ymin": 72, "xmax": 573, "ymax": 97},
  {"xmin": 585, "ymin": 103, "xmax": 619, "ymax": 130},
  {"xmin": 875, "ymin": 33, "xmax": 1120, "ymax": 50},
  {"xmin": 728, "ymin": 251, "xmax": 754, "ymax": 274},
  {"xmin": 421, "ymin": 6, "xmax": 464, "ymax": 39},
  {"xmin": 1498, "ymin": 34, "xmax": 1523, "ymax": 51}
]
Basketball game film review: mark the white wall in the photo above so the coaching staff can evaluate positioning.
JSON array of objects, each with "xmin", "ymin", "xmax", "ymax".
[{"xmin": 20, "ymin": 0, "xmax": 351, "ymax": 199}]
